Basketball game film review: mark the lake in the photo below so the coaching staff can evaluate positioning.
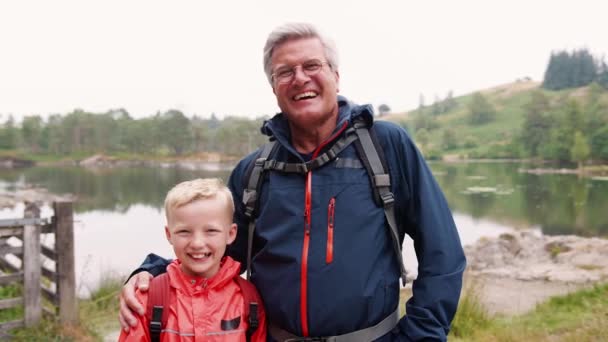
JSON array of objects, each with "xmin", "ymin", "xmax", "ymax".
[{"xmin": 1, "ymin": 161, "xmax": 607, "ymax": 297}]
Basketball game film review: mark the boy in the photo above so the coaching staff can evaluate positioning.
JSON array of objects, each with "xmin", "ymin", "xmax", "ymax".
[{"xmin": 119, "ymin": 178, "xmax": 266, "ymax": 341}]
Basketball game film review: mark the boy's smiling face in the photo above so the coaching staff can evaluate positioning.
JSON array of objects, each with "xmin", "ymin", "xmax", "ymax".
[{"xmin": 165, "ymin": 196, "xmax": 236, "ymax": 279}]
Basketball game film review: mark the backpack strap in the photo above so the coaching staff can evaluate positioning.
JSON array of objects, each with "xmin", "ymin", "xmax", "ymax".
[
  {"xmin": 242, "ymin": 129, "xmax": 360, "ymax": 279},
  {"xmin": 243, "ymin": 119, "xmax": 407, "ymax": 286},
  {"xmin": 235, "ymin": 277, "xmax": 261, "ymax": 342},
  {"xmin": 146, "ymin": 273, "xmax": 171, "ymax": 342},
  {"xmin": 262, "ymin": 127, "xmax": 359, "ymax": 174},
  {"xmin": 352, "ymin": 118, "xmax": 408, "ymax": 286},
  {"xmin": 243, "ymin": 140, "xmax": 278, "ymax": 280}
]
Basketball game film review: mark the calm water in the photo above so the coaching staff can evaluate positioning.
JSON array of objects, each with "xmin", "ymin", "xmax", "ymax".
[{"xmin": 1, "ymin": 162, "xmax": 607, "ymax": 296}]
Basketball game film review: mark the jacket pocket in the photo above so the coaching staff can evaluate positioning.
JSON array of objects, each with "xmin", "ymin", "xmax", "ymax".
[
  {"xmin": 220, "ymin": 316, "xmax": 241, "ymax": 330},
  {"xmin": 326, "ymin": 197, "xmax": 335, "ymax": 264}
]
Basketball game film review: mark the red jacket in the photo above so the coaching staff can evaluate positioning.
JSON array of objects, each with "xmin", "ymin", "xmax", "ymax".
[{"xmin": 119, "ymin": 257, "xmax": 266, "ymax": 341}]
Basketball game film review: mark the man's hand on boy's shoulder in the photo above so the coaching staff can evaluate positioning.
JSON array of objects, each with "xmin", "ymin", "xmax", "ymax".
[{"xmin": 119, "ymin": 271, "xmax": 152, "ymax": 332}]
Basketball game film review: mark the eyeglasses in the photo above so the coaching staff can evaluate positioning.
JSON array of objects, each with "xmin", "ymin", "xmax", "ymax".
[{"xmin": 271, "ymin": 59, "xmax": 329, "ymax": 84}]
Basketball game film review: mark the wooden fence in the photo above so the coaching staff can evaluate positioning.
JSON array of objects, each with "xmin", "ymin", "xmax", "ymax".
[{"xmin": 0, "ymin": 202, "xmax": 76, "ymax": 336}]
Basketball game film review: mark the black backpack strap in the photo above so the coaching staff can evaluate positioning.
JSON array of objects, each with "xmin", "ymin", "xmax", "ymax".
[
  {"xmin": 235, "ymin": 277, "xmax": 261, "ymax": 342},
  {"xmin": 353, "ymin": 119, "xmax": 408, "ymax": 286},
  {"xmin": 243, "ymin": 141, "xmax": 278, "ymax": 280},
  {"xmin": 266, "ymin": 127, "xmax": 359, "ymax": 174},
  {"xmin": 242, "ymin": 129, "xmax": 360, "ymax": 279},
  {"xmin": 147, "ymin": 273, "xmax": 171, "ymax": 342}
]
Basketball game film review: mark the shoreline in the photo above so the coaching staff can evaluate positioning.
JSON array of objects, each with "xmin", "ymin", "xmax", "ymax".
[
  {"xmin": 2, "ymin": 182, "xmax": 607, "ymax": 318},
  {"xmin": 5, "ymin": 155, "xmax": 608, "ymax": 180}
]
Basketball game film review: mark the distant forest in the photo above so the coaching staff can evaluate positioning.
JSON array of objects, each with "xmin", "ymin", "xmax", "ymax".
[
  {"xmin": 0, "ymin": 110, "xmax": 270, "ymax": 159},
  {"xmin": 543, "ymin": 49, "xmax": 608, "ymax": 90},
  {"xmin": 400, "ymin": 48, "xmax": 608, "ymax": 165},
  {"xmin": 1, "ymin": 48, "xmax": 608, "ymax": 164}
]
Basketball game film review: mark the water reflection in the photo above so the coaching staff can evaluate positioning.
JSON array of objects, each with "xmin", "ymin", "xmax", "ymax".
[
  {"xmin": 3, "ymin": 163, "xmax": 608, "ymax": 237},
  {"xmin": 430, "ymin": 162, "xmax": 608, "ymax": 237},
  {"xmin": 2, "ymin": 162, "xmax": 608, "ymax": 295}
]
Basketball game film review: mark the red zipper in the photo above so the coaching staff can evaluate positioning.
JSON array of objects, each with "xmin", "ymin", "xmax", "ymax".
[
  {"xmin": 300, "ymin": 171, "xmax": 312, "ymax": 336},
  {"xmin": 299, "ymin": 121, "xmax": 348, "ymax": 337},
  {"xmin": 326, "ymin": 197, "xmax": 335, "ymax": 264}
]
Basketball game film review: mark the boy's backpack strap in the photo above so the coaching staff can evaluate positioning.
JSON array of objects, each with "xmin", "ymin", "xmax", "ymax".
[
  {"xmin": 146, "ymin": 273, "xmax": 171, "ymax": 342},
  {"xmin": 235, "ymin": 277, "xmax": 261, "ymax": 342},
  {"xmin": 353, "ymin": 118, "xmax": 408, "ymax": 286},
  {"xmin": 242, "ymin": 140, "xmax": 278, "ymax": 280}
]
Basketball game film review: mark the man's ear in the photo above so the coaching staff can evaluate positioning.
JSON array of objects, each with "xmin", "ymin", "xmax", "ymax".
[
  {"xmin": 335, "ymin": 70, "xmax": 340, "ymax": 93},
  {"xmin": 165, "ymin": 226, "xmax": 173, "ymax": 245},
  {"xmin": 227, "ymin": 223, "xmax": 237, "ymax": 245}
]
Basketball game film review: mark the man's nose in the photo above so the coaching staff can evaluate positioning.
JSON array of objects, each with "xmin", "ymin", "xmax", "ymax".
[{"xmin": 292, "ymin": 66, "xmax": 311, "ymax": 84}]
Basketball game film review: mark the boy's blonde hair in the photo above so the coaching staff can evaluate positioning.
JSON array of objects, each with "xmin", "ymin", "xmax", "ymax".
[{"xmin": 164, "ymin": 178, "xmax": 234, "ymax": 222}]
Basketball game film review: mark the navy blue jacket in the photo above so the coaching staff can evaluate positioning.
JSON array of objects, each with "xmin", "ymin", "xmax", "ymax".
[{"xmin": 137, "ymin": 96, "xmax": 465, "ymax": 341}]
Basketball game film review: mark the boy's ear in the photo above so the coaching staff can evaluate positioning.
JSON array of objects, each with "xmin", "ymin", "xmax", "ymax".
[
  {"xmin": 165, "ymin": 226, "xmax": 173, "ymax": 245},
  {"xmin": 226, "ymin": 223, "xmax": 237, "ymax": 245}
]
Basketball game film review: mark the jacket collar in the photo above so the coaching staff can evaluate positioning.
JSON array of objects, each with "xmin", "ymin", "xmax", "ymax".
[
  {"xmin": 260, "ymin": 95, "xmax": 375, "ymax": 153},
  {"xmin": 167, "ymin": 256, "xmax": 241, "ymax": 295}
]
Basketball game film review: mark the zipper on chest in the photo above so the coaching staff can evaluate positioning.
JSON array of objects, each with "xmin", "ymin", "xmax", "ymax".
[{"xmin": 298, "ymin": 121, "xmax": 348, "ymax": 337}]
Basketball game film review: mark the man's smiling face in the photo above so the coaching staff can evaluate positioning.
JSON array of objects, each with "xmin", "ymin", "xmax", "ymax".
[{"xmin": 270, "ymin": 37, "xmax": 340, "ymax": 131}]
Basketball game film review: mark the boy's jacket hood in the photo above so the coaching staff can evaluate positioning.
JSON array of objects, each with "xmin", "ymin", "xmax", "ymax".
[{"xmin": 260, "ymin": 95, "xmax": 375, "ymax": 147}]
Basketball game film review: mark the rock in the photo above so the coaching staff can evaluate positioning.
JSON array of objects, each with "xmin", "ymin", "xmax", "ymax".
[
  {"xmin": 0, "ymin": 186, "xmax": 76, "ymax": 208},
  {"xmin": 465, "ymin": 231, "xmax": 608, "ymax": 283},
  {"xmin": 0, "ymin": 156, "xmax": 35, "ymax": 168},
  {"xmin": 80, "ymin": 154, "xmax": 117, "ymax": 167},
  {"xmin": 466, "ymin": 232, "xmax": 608, "ymax": 316}
]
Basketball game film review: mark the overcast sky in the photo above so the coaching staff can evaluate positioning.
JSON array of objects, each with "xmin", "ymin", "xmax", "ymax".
[{"xmin": 1, "ymin": 0, "xmax": 606, "ymax": 122}]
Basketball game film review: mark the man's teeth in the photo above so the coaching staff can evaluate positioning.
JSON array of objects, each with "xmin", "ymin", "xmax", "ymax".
[{"xmin": 294, "ymin": 91, "xmax": 317, "ymax": 100}]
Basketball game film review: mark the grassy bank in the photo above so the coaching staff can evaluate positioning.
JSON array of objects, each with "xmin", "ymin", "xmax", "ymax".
[
  {"xmin": 2, "ymin": 276, "xmax": 123, "ymax": 341},
  {"xmin": 2, "ymin": 278, "xmax": 607, "ymax": 341},
  {"xmin": 447, "ymin": 282, "xmax": 608, "ymax": 341}
]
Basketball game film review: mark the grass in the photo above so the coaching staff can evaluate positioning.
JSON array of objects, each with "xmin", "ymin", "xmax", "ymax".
[
  {"xmin": 2, "ymin": 274, "xmax": 607, "ymax": 340},
  {"xmin": 386, "ymin": 83, "xmax": 608, "ymax": 160},
  {"xmin": 446, "ymin": 282, "xmax": 608, "ymax": 341},
  {"xmin": 1, "ymin": 275, "xmax": 124, "ymax": 341}
]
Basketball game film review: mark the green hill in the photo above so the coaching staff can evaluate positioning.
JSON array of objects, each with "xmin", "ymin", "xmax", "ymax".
[{"xmin": 382, "ymin": 80, "xmax": 608, "ymax": 162}]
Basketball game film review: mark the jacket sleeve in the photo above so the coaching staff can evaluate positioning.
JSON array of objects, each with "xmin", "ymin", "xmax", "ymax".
[
  {"xmin": 127, "ymin": 253, "xmax": 172, "ymax": 280},
  {"xmin": 118, "ymin": 290, "xmax": 151, "ymax": 341},
  {"xmin": 387, "ymin": 125, "xmax": 466, "ymax": 341}
]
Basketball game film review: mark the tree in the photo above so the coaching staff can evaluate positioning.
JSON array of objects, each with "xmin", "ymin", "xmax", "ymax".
[
  {"xmin": 571, "ymin": 131, "xmax": 590, "ymax": 169},
  {"xmin": 597, "ymin": 59, "xmax": 608, "ymax": 89},
  {"xmin": 0, "ymin": 115, "xmax": 17, "ymax": 149},
  {"xmin": 21, "ymin": 115, "xmax": 44, "ymax": 153},
  {"xmin": 160, "ymin": 110, "xmax": 192, "ymax": 155},
  {"xmin": 590, "ymin": 126, "xmax": 608, "ymax": 160},
  {"xmin": 543, "ymin": 49, "xmax": 599, "ymax": 90},
  {"xmin": 521, "ymin": 91, "xmax": 552, "ymax": 156},
  {"xmin": 467, "ymin": 92, "xmax": 496, "ymax": 125},
  {"xmin": 377, "ymin": 104, "xmax": 391, "ymax": 116},
  {"xmin": 443, "ymin": 90, "xmax": 457, "ymax": 112},
  {"xmin": 417, "ymin": 94, "xmax": 425, "ymax": 114},
  {"xmin": 415, "ymin": 128, "xmax": 429, "ymax": 148},
  {"xmin": 441, "ymin": 128, "xmax": 458, "ymax": 150},
  {"xmin": 431, "ymin": 96, "xmax": 442, "ymax": 116},
  {"xmin": 413, "ymin": 112, "xmax": 440, "ymax": 132}
]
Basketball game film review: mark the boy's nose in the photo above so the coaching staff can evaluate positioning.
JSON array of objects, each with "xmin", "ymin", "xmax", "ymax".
[{"xmin": 190, "ymin": 233, "xmax": 207, "ymax": 247}]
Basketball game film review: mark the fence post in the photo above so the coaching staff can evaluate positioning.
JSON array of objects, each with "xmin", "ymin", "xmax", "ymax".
[
  {"xmin": 23, "ymin": 203, "xmax": 42, "ymax": 326},
  {"xmin": 54, "ymin": 202, "xmax": 78, "ymax": 324}
]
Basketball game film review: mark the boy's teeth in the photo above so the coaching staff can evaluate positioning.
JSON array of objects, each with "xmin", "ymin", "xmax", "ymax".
[{"xmin": 191, "ymin": 253, "xmax": 209, "ymax": 259}]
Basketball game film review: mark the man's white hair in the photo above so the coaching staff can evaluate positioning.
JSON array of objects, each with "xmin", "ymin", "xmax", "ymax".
[{"xmin": 263, "ymin": 22, "xmax": 339, "ymax": 85}]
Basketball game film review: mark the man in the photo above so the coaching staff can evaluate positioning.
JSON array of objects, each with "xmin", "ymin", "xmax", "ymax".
[{"xmin": 120, "ymin": 22, "xmax": 466, "ymax": 341}]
